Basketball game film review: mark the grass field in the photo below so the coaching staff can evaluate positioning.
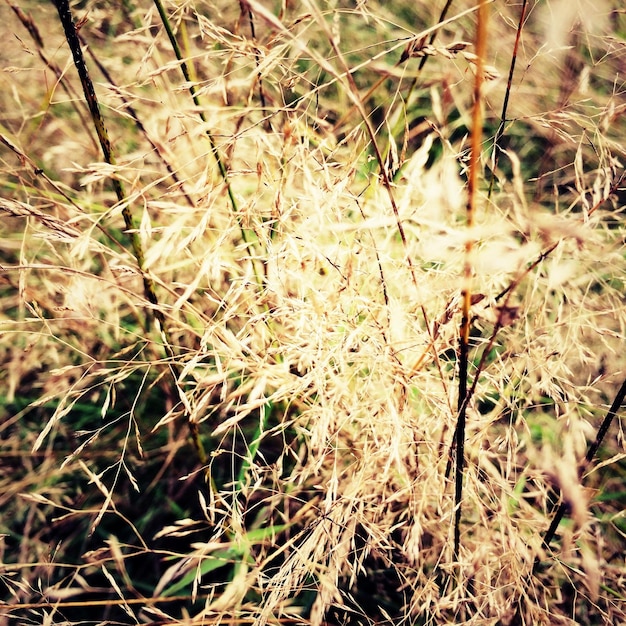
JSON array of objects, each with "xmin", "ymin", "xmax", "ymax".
[{"xmin": 1, "ymin": 1, "xmax": 625, "ymax": 624}]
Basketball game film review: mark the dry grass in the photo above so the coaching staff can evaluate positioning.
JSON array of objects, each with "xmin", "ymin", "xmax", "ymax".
[{"xmin": 1, "ymin": 1, "xmax": 625, "ymax": 625}]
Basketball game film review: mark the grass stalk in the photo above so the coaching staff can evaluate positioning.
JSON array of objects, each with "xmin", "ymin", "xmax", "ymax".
[
  {"xmin": 452, "ymin": 0, "xmax": 489, "ymax": 568},
  {"xmin": 239, "ymin": 0, "xmax": 272, "ymax": 132},
  {"xmin": 152, "ymin": 0, "xmax": 262, "ymax": 287},
  {"xmin": 151, "ymin": 0, "xmax": 228, "ymax": 187},
  {"xmin": 406, "ymin": 0, "xmax": 454, "ymax": 98},
  {"xmin": 50, "ymin": 0, "xmax": 208, "ymax": 466},
  {"xmin": 540, "ymin": 375, "xmax": 626, "ymax": 555},
  {"xmin": 51, "ymin": 0, "xmax": 164, "ymax": 332},
  {"xmin": 487, "ymin": 0, "xmax": 528, "ymax": 198}
]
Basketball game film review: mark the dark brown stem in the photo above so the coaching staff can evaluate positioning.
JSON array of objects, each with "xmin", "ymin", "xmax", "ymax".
[{"xmin": 540, "ymin": 375, "xmax": 626, "ymax": 556}]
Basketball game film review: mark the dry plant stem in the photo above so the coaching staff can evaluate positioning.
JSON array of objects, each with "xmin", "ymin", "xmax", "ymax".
[
  {"xmin": 6, "ymin": 595, "xmax": 303, "ymax": 621},
  {"xmin": 50, "ymin": 0, "xmax": 207, "ymax": 465},
  {"xmin": 406, "ymin": 0, "xmax": 454, "ymax": 100},
  {"xmin": 152, "ymin": 0, "xmax": 261, "ymax": 284},
  {"xmin": 453, "ymin": 0, "xmax": 488, "ymax": 566},
  {"xmin": 151, "ymin": 3, "xmax": 279, "ymax": 492},
  {"xmin": 8, "ymin": 0, "xmax": 99, "ymax": 153},
  {"xmin": 444, "ymin": 289, "xmax": 517, "ymax": 480},
  {"xmin": 50, "ymin": 0, "xmax": 163, "ymax": 330},
  {"xmin": 239, "ymin": 1, "xmax": 272, "ymax": 132},
  {"xmin": 80, "ymin": 37, "xmax": 195, "ymax": 208},
  {"xmin": 332, "ymin": 0, "xmax": 454, "ymax": 134},
  {"xmin": 487, "ymin": 0, "xmax": 528, "ymax": 198},
  {"xmin": 540, "ymin": 375, "xmax": 626, "ymax": 556},
  {"xmin": 152, "ymin": 0, "xmax": 277, "ymax": 478}
]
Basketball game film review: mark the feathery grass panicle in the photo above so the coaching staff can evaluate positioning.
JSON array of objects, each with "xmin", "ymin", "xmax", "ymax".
[{"xmin": 0, "ymin": 1, "xmax": 625, "ymax": 625}]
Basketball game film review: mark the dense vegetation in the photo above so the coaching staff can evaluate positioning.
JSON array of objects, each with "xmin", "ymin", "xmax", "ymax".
[{"xmin": 1, "ymin": 1, "xmax": 625, "ymax": 624}]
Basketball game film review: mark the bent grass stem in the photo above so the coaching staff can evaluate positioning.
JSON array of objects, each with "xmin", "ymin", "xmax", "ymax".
[{"xmin": 50, "ymin": 0, "xmax": 206, "ymax": 464}]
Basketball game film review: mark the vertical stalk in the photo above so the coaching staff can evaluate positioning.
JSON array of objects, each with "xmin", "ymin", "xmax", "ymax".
[
  {"xmin": 453, "ymin": 0, "xmax": 488, "ymax": 566},
  {"xmin": 50, "ymin": 0, "xmax": 208, "ymax": 465},
  {"xmin": 487, "ymin": 0, "xmax": 528, "ymax": 198},
  {"xmin": 152, "ymin": 0, "xmax": 262, "ymax": 289},
  {"xmin": 50, "ymin": 0, "xmax": 166, "ymax": 338},
  {"xmin": 239, "ymin": 0, "xmax": 272, "ymax": 131}
]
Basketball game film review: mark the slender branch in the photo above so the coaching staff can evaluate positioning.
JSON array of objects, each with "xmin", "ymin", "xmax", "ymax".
[
  {"xmin": 50, "ymin": 0, "xmax": 207, "ymax": 465},
  {"xmin": 240, "ymin": 0, "xmax": 272, "ymax": 132},
  {"xmin": 152, "ymin": 0, "xmax": 261, "ymax": 283},
  {"xmin": 453, "ymin": 0, "xmax": 489, "ymax": 566},
  {"xmin": 539, "ymin": 375, "xmax": 626, "ymax": 556},
  {"xmin": 487, "ymin": 0, "xmax": 528, "ymax": 198},
  {"xmin": 50, "ymin": 0, "xmax": 165, "ymax": 336}
]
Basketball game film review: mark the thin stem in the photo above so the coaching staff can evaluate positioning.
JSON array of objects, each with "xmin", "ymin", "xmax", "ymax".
[
  {"xmin": 407, "ymin": 0, "xmax": 454, "ymax": 98},
  {"xmin": 240, "ymin": 0, "xmax": 272, "ymax": 132},
  {"xmin": 487, "ymin": 0, "xmax": 528, "ymax": 198},
  {"xmin": 453, "ymin": 0, "xmax": 488, "ymax": 566},
  {"xmin": 540, "ymin": 375, "xmax": 626, "ymax": 555},
  {"xmin": 50, "ymin": 0, "xmax": 165, "ymax": 337},
  {"xmin": 50, "ymin": 0, "xmax": 208, "ymax": 465},
  {"xmin": 152, "ymin": 0, "xmax": 261, "ymax": 286}
]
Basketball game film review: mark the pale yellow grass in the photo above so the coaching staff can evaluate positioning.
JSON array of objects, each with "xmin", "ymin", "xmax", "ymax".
[{"xmin": 0, "ymin": 1, "xmax": 625, "ymax": 625}]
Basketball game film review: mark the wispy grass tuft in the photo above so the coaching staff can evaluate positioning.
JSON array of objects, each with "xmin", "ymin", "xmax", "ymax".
[{"xmin": 1, "ymin": 1, "xmax": 625, "ymax": 625}]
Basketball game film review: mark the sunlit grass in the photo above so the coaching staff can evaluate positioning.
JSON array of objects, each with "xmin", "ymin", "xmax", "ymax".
[{"xmin": 1, "ymin": 1, "xmax": 625, "ymax": 624}]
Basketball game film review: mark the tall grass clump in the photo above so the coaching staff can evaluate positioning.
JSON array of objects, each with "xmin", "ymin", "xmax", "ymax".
[{"xmin": 1, "ymin": 1, "xmax": 625, "ymax": 624}]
